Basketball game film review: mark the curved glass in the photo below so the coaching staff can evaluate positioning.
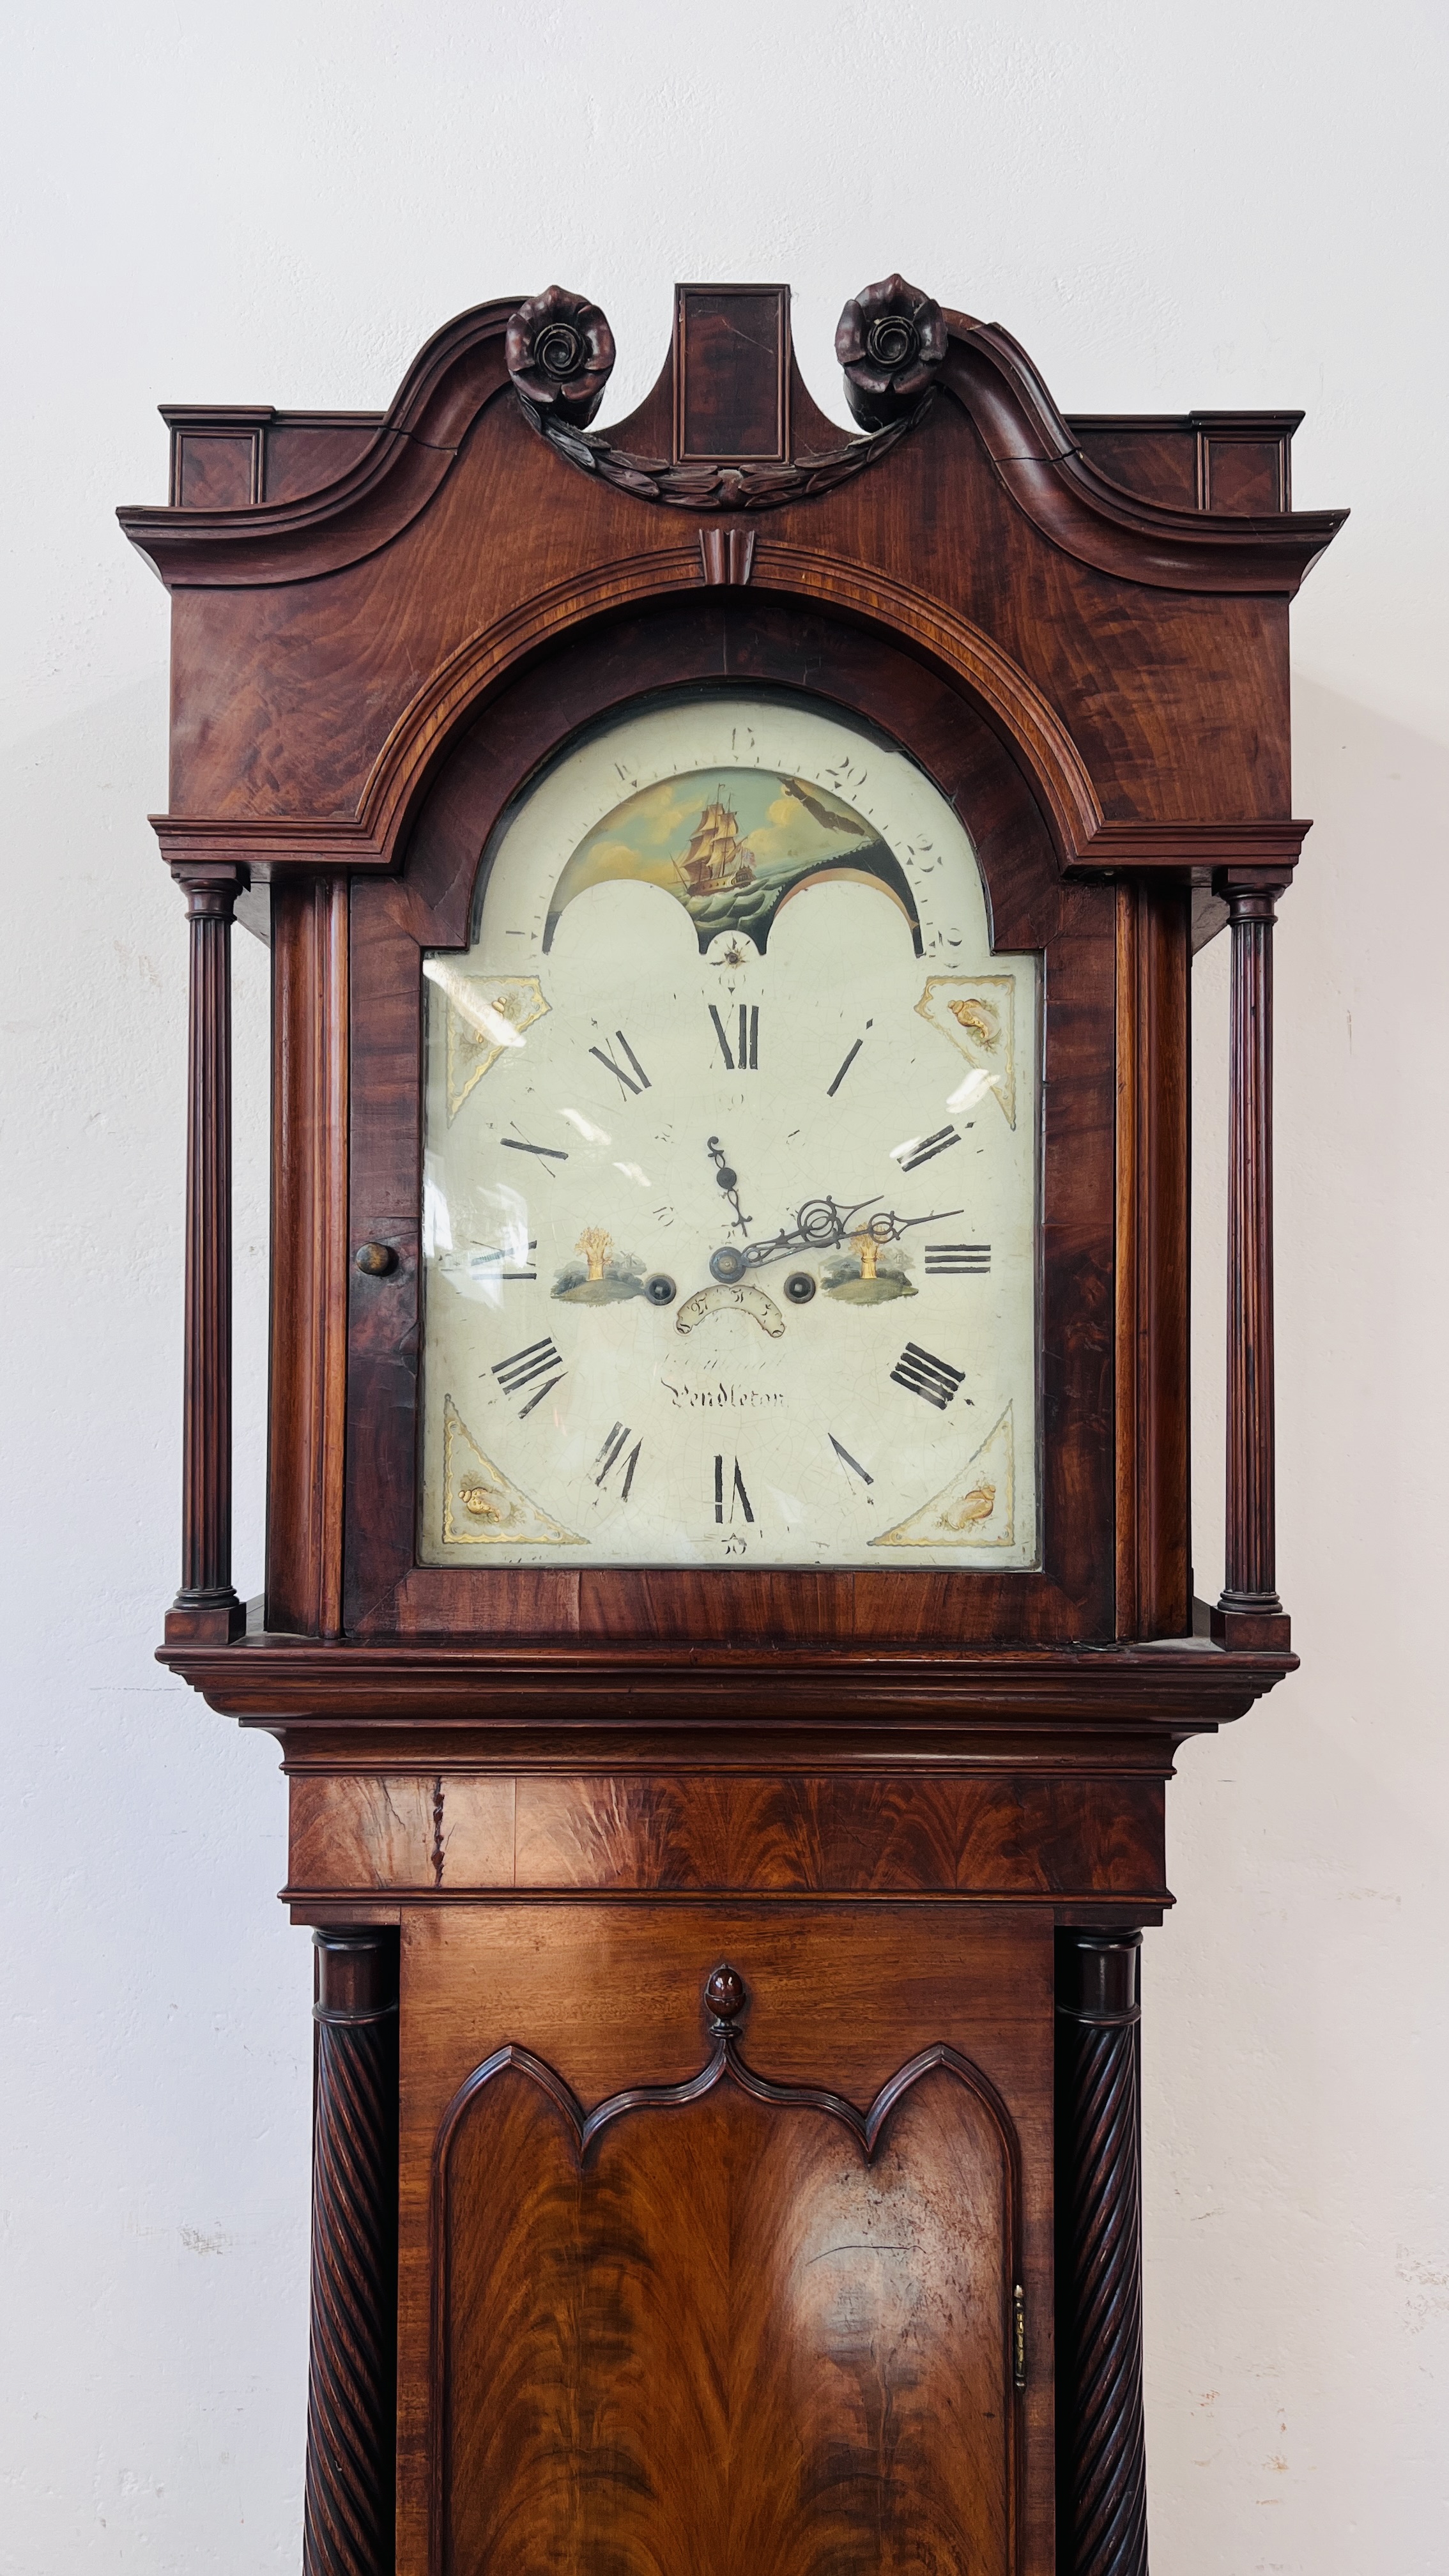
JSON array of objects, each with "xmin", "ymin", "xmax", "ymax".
[{"xmin": 418, "ymin": 693, "xmax": 1039, "ymax": 1568}]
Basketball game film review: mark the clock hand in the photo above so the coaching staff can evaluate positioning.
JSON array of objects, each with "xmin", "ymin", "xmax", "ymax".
[
  {"xmin": 712, "ymin": 1195, "xmax": 881, "ymax": 1280},
  {"xmin": 769, "ymin": 1197, "xmax": 877, "ymax": 1264},
  {"xmin": 705, "ymin": 1135, "xmax": 751, "ymax": 1237},
  {"xmin": 712, "ymin": 1197, "xmax": 966, "ymax": 1282},
  {"xmin": 879, "ymin": 1205, "xmax": 965, "ymax": 1239},
  {"xmin": 832, "ymin": 1202, "xmax": 967, "ymax": 1248}
]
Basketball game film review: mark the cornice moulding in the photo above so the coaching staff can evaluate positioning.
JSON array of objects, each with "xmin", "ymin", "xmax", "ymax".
[
  {"xmin": 118, "ymin": 296, "xmax": 1347, "ymax": 599},
  {"xmin": 158, "ymin": 1636, "xmax": 1294, "ymax": 1743}
]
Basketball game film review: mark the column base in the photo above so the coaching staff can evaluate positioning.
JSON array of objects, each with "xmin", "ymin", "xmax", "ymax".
[
  {"xmin": 165, "ymin": 1592, "xmax": 246, "ymax": 1644},
  {"xmin": 1210, "ymin": 1595, "xmax": 1291, "ymax": 1650}
]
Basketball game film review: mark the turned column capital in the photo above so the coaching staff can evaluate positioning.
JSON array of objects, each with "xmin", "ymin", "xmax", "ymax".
[
  {"xmin": 1212, "ymin": 863, "xmax": 1290, "ymax": 917},
  {"xmin": 172, "ymin": 859, "xmax": 248, "ymax": 921},
  {"xmin": 314, "ymin": 1928, "xmax": 400, "ymax": 2027},
  {"xmin": 1223, "ymin": 885, "xmax": 1279, "ymax": 925},
  {"xmin": 1057, "ymin": 1929, "xmax": 1142, "ymax": 2027}
]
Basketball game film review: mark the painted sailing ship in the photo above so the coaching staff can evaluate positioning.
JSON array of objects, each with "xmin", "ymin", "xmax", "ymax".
[
  {"xmin": 542, "ymin": 766, "xmax": 924, "ymax": 957},
  {"xmin": 674, "ymin": 792, "xmax": 758, "ymax": 898}
]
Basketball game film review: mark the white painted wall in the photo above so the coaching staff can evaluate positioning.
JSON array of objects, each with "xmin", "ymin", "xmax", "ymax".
[{"xmin": 3, "ymin": 3, "xmax": 1445, "ymax": 2566}]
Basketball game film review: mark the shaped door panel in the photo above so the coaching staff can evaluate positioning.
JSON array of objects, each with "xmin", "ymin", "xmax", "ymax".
[
  {"xmin": 399, "ymin": 1906, "xmax": 1053, "ymax": 2575},
  {"xmin": 440, "ymin": 2053, "xmax": 1015, "ymax": 2573}
]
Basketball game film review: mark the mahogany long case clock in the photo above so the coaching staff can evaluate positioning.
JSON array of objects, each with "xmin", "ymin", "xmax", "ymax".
[{"xmin": 122, "ymin": 274, "xmax": 1346, "ymax": 2576}]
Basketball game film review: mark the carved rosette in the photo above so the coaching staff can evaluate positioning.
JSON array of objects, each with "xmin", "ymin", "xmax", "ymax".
[
  {"xmin": 505, "ymin": 285, "xmax": 616, "ymax": 429},
  {"xmin": 1057, "ymin": 1932, "xmax": 1149, "ymax": 2576},
  {"xmin": 835, "ymin": 273, "xmax": 947, "ymax": 430},
  {"xmin": 303, "ymin": 1931, "xmax": 399, "ymax": 2576}
]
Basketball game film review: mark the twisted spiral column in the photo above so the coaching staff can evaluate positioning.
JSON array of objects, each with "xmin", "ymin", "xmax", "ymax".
[
  {"xmin": 1057, "ymin": 1931, "xmax": 1148, "ymax": 2576},
  {"xmin": 303, "ymin": 1930, "xmax": 399, "ymax": 2576}
]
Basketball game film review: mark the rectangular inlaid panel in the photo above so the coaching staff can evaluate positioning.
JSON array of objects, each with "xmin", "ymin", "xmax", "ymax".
[
  {"xmin": 175, "ymin": 431, "xmax": 258, "ymax": 508},
  {"xmin": 395, "ymin": 1903, "xmax": 1055, "ymax": 2575},
  {"xmin": 675, "ymin": 285, "xmax": 788, "ymax": 459},
  {"xmin": 286, "ymin": 1772, "xmax": 1167, "ymax": 1903},
  {"xmin": 1202, "ymin": 434, "xmax": 1287, "ymax": 513}
]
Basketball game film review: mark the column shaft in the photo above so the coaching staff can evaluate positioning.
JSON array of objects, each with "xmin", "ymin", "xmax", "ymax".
[
  {"xmin": 1213, "ymin": 884, "xmax": 1291, "ymax": 1648},
  {"xmin": 1057, "ymin": 1931, "xmax": 1149, "ymax": 2576},
  {"xmin": 303, "ymin": 1929, "xmax": 399, "ymax": 2576},
  {"xmin": 165, "ymin": 863, "xmax": 245, "ymax": 1644}
]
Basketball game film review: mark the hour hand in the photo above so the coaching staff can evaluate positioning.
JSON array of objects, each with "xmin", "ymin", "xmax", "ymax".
[
  {"xmin": 706, "ymin": 1135, "xmax": 751, "ymax": 1236},
  {"xmin": 724, "ymin": 1195, "xmax": 882, "ymax": 1274},
  {"xmin": 709, "ymin": 1227, "xmax": 817, "ymax": 1282}
]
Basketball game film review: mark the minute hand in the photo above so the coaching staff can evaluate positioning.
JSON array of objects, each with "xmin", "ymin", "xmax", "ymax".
[{"xmin": 739, "ymin": 1198, "xmax": 964, "ymax": 1269}]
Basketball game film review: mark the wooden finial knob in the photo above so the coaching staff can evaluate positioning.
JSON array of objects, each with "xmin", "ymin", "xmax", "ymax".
[{"xmin": 705, "ymin": 1963, "xmax": 746, "ymax": 2023}]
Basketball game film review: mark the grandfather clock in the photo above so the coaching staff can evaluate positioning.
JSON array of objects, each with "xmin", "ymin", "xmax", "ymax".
[{"xmin": 123, "ymin": 277, "xmax": 1344, "ymax": 2574}]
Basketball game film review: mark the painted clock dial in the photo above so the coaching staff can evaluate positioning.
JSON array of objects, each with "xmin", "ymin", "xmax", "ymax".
[{"xmin": 418, "ymin": 693, "xmax": 1039, "ymax": 1568}]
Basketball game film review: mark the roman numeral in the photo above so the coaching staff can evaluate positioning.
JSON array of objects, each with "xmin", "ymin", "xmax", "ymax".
[
  {"xmin": 924, "ymin": 1242, "xmax": 992, "ymax": 1275},
  {"xmin": 595, "ymin": 1422, "xmax": 641, "ymax": 1498},
  {"xmin": 714, "ymin": 1453, "xmax": 755, "ymax": 1524},
  {"xmin": 502, "ymin": 1133, "xmax": 568, "ymax": 1163},
  {"xmin": 829, "ymin": 1432, "xmax": 873, "ymax": 1485},
  {"xmin": 826, "ymin": 1034, "xmax": 866, "ymax": 1098},
  {"xmin": 709, "ymin": 1002, "xmax": 760, "ymax": 1072},
  {"xmin": 889, "ymin": 1342, "xmax": 967, "ymax": 1410},
  {"xmin": 588, "ymin": 1031, "xmax": 651, "ymax": 1096},
  {"xmin": 893, "ymin": 1124, "xmax": 963, "ymax": 1174},
  {"xmin": 492, "ymin": 1335, "xmax": 566, "ymax": 1417}
]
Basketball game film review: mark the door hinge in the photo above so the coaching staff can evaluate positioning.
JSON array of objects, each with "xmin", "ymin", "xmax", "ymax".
[{"xmin": 1013, "ymin": 2280, "xmax": 1028, "ymax": 2389}]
